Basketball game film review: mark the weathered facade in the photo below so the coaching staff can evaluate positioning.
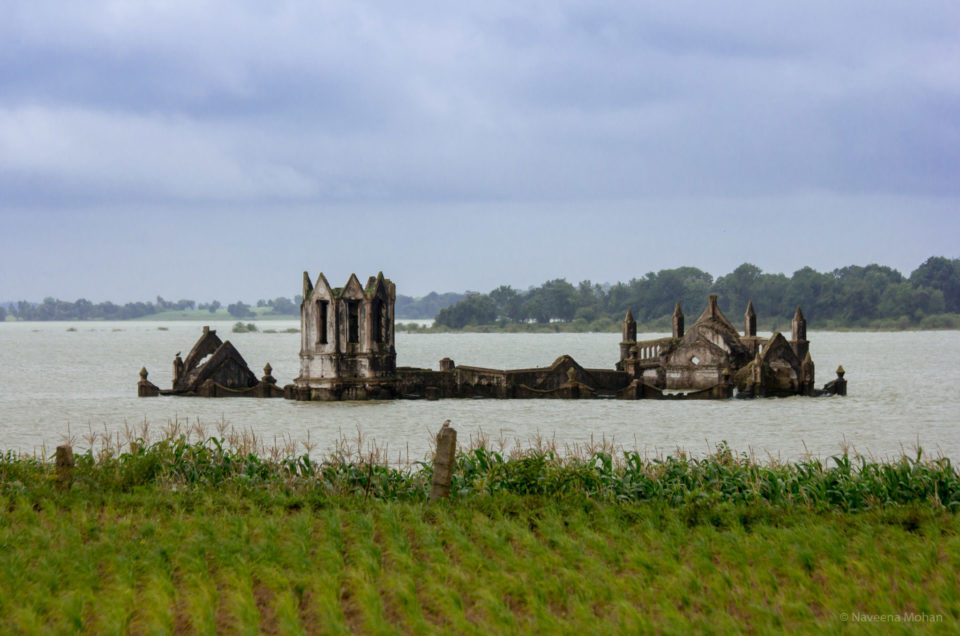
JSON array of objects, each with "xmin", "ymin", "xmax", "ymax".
[
  {"xmin": 618, "ymin": 295, "xmax": 825, "ymax": 398},
  {"xmin": 144, "ymin": 326, "xmax": 284, "ymax": 398},
  {"xmin": 139, "ymin": 272, "xmax": 847, "ymax": 401},
  {"xmin": 291, "ymin": 272, "xmax": 397, "ymax": 400}
]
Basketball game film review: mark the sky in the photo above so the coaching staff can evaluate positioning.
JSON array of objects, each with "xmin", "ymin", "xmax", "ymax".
[{"xmin": 1, "ymin": 1, "xmax": 958, "ymax": 302}]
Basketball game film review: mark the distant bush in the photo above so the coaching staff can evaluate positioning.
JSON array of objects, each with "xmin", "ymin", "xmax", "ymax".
[
  {"xmin": 232, "ymin": 322, "xmax": 258, "ymax": 333},
  {"xmin": 920, "ymin": 313, "xmax": 960, "ymax": 330},
  {"xmin": 227, "ymin": 301, "xmax": 255, "ymax": 319}
]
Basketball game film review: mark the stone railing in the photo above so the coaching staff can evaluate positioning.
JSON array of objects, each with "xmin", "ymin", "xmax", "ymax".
[{"xmin": 633, "ymin": 337, "xmax": 673, "ymax": 362}]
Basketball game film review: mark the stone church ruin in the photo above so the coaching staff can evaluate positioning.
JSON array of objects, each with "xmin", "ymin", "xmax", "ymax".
[{"xmin": 139, "ymin": 271, "xmax": 847, "ymax": 401}]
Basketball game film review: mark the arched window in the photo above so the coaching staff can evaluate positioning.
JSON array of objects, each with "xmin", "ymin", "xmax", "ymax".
[
  {"xmin": 317, "ymin": 300, "xmax": 328, "ymax": 344},
  {"xmin": 371, "ymin": 299, "xmax": 383, "ymax": 343},
  {"xmin": 348, "ymin": 301, "xmax": 360, "ymax": 344}
]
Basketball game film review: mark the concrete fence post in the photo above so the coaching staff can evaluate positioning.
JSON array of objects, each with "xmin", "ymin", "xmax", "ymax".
[
  {"xmin": 55, "ymin": 445, "xmax": 75, "ymax": 490},
  {"xmin": 430, "ymin": 420, "xmax": 457, "ymax": 501}
]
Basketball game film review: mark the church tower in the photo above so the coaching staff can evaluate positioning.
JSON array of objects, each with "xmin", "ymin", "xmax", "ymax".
[{"xmin": 294, "ymin": 271, "xmax": 397, "ymax": 400}]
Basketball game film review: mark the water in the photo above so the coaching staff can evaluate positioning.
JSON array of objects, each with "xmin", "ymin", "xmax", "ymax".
[{"xmin": 1, "ymin": 320, "xmax": 958, "ymax": 462}]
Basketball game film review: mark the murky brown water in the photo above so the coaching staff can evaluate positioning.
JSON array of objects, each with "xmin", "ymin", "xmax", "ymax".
[{"xmin": 1, "ymin": 320, "xmax": 958, "ymax": 462}]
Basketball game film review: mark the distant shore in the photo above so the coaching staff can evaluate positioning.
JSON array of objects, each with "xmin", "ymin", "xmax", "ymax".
[
  {"xmin": 4, "ymin": 315, "xmax": 960, "ymax": 333},
  {"xmin": 396, "ymin": 317, "xmax": 960, "ymax": 334}
]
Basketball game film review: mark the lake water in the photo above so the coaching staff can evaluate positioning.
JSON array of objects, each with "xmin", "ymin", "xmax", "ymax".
[{"xmin": 1, "ymin": 320, "xmax": 958, "ymax": 463}]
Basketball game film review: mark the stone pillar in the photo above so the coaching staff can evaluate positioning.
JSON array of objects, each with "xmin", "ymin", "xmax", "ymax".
[
  {"xmin": 363, "ymin": 298, "xmax": 373, "ymax": 352},
  {"xmin": 620, "ymin": 309, "xmax": 637, "ymax": 363},
  {"xmin": 745, "ymin": 300, "xmax": 757, "ymax": 337},
  {"xmin": 706, "ymin": 295, "xmax": 720, "ymax": 318},
  {"xmin": 834, "ymin": 366, "xmax": 847, "ymax": 396},
  {"xmin": 387, "ymin": 287, "xmax": 396, "ymax": 350},
  {"xmin": 138, "ymin": 367, "xmax": 160, "ymax": 397},
  {"xmin": 791, "ymin": 306, "xmax": 809, "ymax": 360},
  {"xmin": 622, "ymin": 309, "xmax": 637, "ymax": 342},
  {"xmin": 801, "ymin": 352, "xmax": 815, "ymax": 395},
  {"xmin": 430, "ymin": 421, "xmax": 457, "ymax": 501},
  {"xmin": 439, "ymin": 358, "xmax": 455, "ymax": 372},
  {"xmin": 173, "ymin": 354, "xmax": 182, "ymax": 387},
  {"xmin": 673, "ymin": 302, "xmax": 684, "ymax": 339},
  {"xmin": 751, "ymin": 352, "xmax": 763, "ymax": 395}
]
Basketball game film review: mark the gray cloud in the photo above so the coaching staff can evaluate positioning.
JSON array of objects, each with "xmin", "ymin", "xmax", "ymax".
[{"xmin": 1, "ymin": 1, "xmax": 958, "ymax": 207}]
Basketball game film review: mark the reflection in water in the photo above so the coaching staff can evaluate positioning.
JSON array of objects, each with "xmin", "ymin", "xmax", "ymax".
[{"xmin": 0, "ymin": 320, "xmax": 958, "ymax": 462}]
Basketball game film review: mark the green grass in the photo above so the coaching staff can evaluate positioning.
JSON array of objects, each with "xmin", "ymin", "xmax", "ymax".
[
  {"xmin": 1, "ymin": 433, "xmax": 958, "ymax": 633},
  {"xmin": 1, "ymin": 494, "xmax": 956, "ymax": 633},
  {"xmin": 132, "ymin": 307, "xmax": 298, "ymax": 321}
]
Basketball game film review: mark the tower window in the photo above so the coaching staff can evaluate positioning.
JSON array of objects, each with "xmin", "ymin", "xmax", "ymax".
[
  {"xmin": 371, "ymin": 300, "xmax": 382, "ymax": 343},
  {"xmin": 317, "ymin": 301, "xmax": 328, "ymax": 344},
  {"xmin": 348, "ymin": 301, "xmax": 360, "ymax": 344}
]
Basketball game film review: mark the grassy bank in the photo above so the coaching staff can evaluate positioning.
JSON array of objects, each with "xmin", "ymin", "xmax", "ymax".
[
  {"xmin": 134, "ymin": 308, "xmax": 299, "ymax": 321},
  {"xmin": 2, "ymin": 433, "xmax": 958, "ymax": 632}
]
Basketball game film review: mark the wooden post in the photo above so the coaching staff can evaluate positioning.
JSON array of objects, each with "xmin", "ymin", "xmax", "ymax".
[
  {"xmin": 55, "ymin": 445, "xmax": 74, "ymax": 490},
  {"xmin": 430, "ymin": 420, "xmax": 457, "ymax": 501}
]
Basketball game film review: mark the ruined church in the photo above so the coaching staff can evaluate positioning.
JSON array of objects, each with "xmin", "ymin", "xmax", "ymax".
[{"xmin": 139, "ymin": 271, "xmax": 847, "ymax": 401}]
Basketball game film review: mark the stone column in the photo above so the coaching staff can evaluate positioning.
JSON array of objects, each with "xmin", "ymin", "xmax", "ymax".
[
  {"xmin": 673, "ymin": 303, "xmax": 685, "ymax": 339},
  {"xmin": 363, "ymin": 298, "xmax": 373, "ymax": 352}
]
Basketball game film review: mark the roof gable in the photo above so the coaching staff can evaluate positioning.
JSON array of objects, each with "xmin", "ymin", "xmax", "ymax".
[
  {"xmin": 761, "ymin": 332, "xmax": 800, "ymax": 368},
  {"xmin": 311, "ymin": 272, "xmax": 334, "ymax": 301},
  {"xmin": 342, "ymin": 273, "xmax": 365, "ymax": 300}
]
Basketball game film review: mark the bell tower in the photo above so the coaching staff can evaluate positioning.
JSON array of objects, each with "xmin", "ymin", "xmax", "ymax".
[{"xmin": 294, "ymin": 271, "xmax": 397, "ymax": 400}]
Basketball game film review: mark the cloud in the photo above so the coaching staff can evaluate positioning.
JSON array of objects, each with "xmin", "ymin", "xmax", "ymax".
[
  {"xmin": 1, "ymin": 1, "xmax": 958, "ymax": 207},
  {"xmin": 0, "ymin": 106, "xmax": 321, "ymax": 202}
]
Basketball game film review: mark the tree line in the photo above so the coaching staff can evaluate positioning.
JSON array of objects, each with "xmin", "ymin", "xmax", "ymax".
[
  {"xmin": 5, "ymin": 257, "xmax": 958, "ymax": 328},
  {"xmin": 1, "ymin": 292, "xmax": 464, "ymax": 321},
  {"xmin": 434, "ymin": 256, "xmax": 960, "ymax": 330}
]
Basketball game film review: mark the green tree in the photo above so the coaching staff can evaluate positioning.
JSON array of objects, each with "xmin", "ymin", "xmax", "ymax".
[
  {"xmin": 713, "ymin": 263, "xmax": 762, "ymax": 316},
  {"xmin": 532, "ymin": 279, "xmax": 578, "ymax": 322},
  {"xmin": 227, "ymin": 301, "xmax": 254, "ymax": 319},
  {"xmin": 435, "ymin": 293, "xmax": 498, "ymax": 328},
  {"xmin": 910, "ymin": 256, "xmax": 960, "ymax": 313},
  {"xmin": 879, "ymin": 283, "xmax": 944, "ymax": 321},
  {"xmin": 832, "ymin": 265, "xmax": 904, "ymax": 323},
  {"xmin": 208, "ymin": 300, "xmax": 222, "ymax": 314},
  {"xmin": 269, "ymin": 297, "xmax": 298, "ymax": 315},
  {"xmin": 489, "ymin": 285, "xmax": 523, "ymax": 321},
  {"xmin": 787, "ymin": 267, "xmax": 840, "ymax": 322}
]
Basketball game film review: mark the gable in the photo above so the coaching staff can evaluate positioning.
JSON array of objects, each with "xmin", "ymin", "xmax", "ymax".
[
  {"xmin": 760, "ymin": 332, "xmax": 800, "ymax": 369},
  {"xmin": 182, "ymin": 327, "xmax": 223, "ymax": 374},
  {"xmin": 311, "ymin": 272, "xmax": 334, "ymax": 301},
  {"xmin": 190, "ymin": 340, "xmax": 258, "ymax": 390},
  {"xmin": 667, "ymin": 333, "xmax": 731, "ymax": 368},
  {"xmin": 342, "ymin": 273, "xmax": 365, "ymax": 300}
]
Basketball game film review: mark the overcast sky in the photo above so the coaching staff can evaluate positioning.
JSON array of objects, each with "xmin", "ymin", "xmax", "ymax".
[{"xmin": 1, "ymin": 1, "xmax": 958, "ymax": 302}]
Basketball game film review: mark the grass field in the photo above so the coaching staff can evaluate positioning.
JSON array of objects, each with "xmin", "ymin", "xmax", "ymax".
[{"xmin": 1, "ymin": 430, "xmax": 957, "ymax": 633}]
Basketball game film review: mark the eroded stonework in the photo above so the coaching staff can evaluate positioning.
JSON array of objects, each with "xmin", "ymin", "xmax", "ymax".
[
  {"xmin": 140, "ymin": 273, "xmax": 847, "ymax": 401},
  {"xmin": 291, "ymin": 272, "xmax": 397, "ymax": 400},
  {"xmin": 140, "ymin": 326, "xmax": 284, "ymax": 398}
]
